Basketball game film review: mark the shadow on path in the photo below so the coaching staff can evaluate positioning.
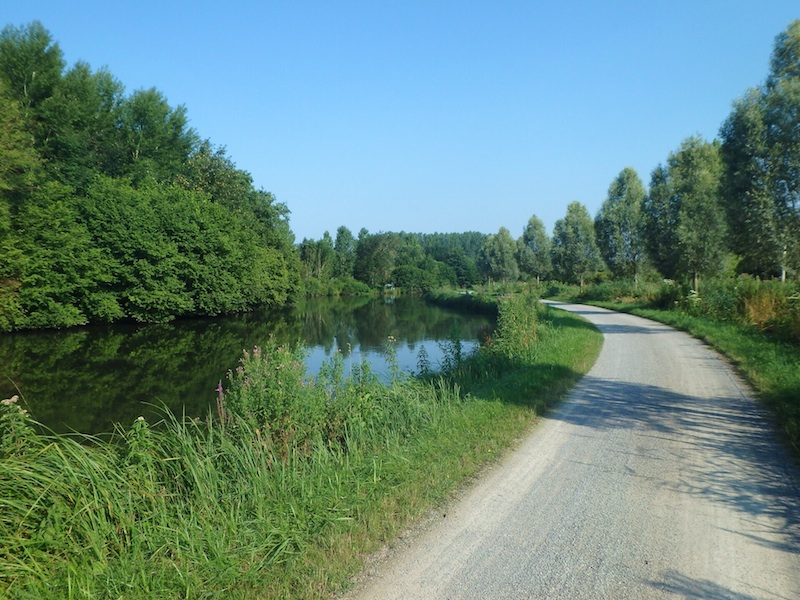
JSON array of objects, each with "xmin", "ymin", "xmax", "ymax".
[{"xmin": 548, "ymin": 372, "xmax": 800, "ymax": 556}]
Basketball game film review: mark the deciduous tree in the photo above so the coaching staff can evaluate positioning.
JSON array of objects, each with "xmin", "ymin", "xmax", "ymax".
[
  {"xmin": 644, "ymin": 137, "xmax": 726, "ymax": 290},
  {"xmin": 594, "ymin": 167, "xmax": 646, "ymax": 281},
  {"xmin": 517, "ymin": 215, "xmax": 551, "ymax": 284},
  {"xmin": 480, "ymin": 226, "xmax": 520, "ymax": 283},
  {"xmin": 551, "ymin": 202, "xmax": 602, "ymax": 290}
]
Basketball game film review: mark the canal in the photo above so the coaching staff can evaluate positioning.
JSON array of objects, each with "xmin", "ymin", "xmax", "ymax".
[{"xmin": 0, "ymin": 296, "xmax": 494, "ymax": 434}]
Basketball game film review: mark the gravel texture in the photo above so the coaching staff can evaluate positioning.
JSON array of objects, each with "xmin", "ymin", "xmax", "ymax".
[{"xmin": 339, "ymin": 302, "xmax": 800, "ymax": 599}]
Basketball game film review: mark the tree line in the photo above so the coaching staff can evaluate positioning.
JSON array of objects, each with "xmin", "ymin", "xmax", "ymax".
[
  {"xmin": 557, "ymin": 20, "xmax": 799, "ymax": 290},
  {"xmin": 302, "ymin": 21, "xmax": 799, "ymax": 295},
  {"xmin": 2, "ymin": 19, "xmax": 798, "ymax": 331},
  {"xmin": 312, "ymin": 17, "xmax": 800, "ymax": 296}
]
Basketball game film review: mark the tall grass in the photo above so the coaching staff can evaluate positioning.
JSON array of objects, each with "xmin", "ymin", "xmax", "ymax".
[
  {"xmin": 1, "ymin": 293, "xmax": 602, "ymax": 598},
  {"xmin": 565, "ymin": 275, "xmax": 800, "ymax": 344}
]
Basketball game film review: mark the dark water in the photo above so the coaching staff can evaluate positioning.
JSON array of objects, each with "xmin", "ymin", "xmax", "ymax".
[{"xmin": 0, "ymin": 296, "xmax": 494, "ymax": 434}]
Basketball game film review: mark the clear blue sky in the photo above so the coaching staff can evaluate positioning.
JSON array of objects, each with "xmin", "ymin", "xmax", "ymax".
[{"xmin": 3, "ymin": 1, "xmax": 798, "ymax": 242}]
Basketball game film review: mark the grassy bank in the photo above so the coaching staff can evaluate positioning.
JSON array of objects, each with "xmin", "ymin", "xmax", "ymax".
[
  {"xmin": 551, "ymin": 278, "xmax": 800, "ymax": 458},
  {"xmin": 0, "ymin": 293, "xmax": 601, "ymax": 599}
]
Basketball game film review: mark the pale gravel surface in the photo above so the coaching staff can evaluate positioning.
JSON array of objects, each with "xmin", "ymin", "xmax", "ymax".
[{"xmin": 338, "ymin": 301, "xmax": 800, "ymax": 600}]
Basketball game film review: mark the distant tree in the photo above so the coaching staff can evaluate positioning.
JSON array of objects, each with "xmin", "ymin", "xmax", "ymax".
[
  {"xmin": 642, "ymin": 165, "xmax": 679, "ymax": 279},
  {"xmin": 674, "ymin": 140, "xmax": 726, "ymax": 291},
  {"xmin": 594, "ymin": 167, "xmax": 647, "ymax": 281},
  {"xmin": 517, "ymin": 215, "xmax": 551, "ymax": 284},
  {"xmin": 354, "ymin": 232, "xmax": 399, "ymax": 286},
  {"xmin": 421, "ymin": 232, "xmax": 485, "ymax": 286},
  {"xmin": 551, "ymin": 201, "xmax": 602, "ymax": 289},
  {"xmin": 480, "ymin": 227, "xmax": 519, "ymax": 282},
  {"xmin": 300, "ymin": 232, "xmax": 336, "ymax": 280},
  {"xmin": 333, "ymin": 225, "xmax": 356, "ymax": 277}
]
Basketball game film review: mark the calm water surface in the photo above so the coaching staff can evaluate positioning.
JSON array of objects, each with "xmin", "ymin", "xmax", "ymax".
[{"xmin": 0, "ymin": 296, "xmax": 493, "ymax": 434}]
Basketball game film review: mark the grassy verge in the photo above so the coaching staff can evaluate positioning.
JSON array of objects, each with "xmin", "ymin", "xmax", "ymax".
[
  {"xmin": 567, "ymin": 297, "xmax": 800, "ymax": 458},
  {"xmin": 0, "ymin": 293, "xmax": 601, "ymax": 599}
]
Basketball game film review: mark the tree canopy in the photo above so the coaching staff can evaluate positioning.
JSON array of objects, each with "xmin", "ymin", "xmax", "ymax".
[
  {"xmin": 0, "ymin": 21, "xmax": 297, "ymax": 330},
  {"xmin": 595, "ymin": 167, "xmax": 646, "ymax": 280},
  {"xmin": 551, "ymin": 202, "xmax": 602, "ymax": 288}
]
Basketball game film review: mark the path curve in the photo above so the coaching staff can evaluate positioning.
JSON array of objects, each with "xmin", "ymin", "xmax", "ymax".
[{"xmin": 340, "ymin": 301, "xmax": 800, "ymax": 599}]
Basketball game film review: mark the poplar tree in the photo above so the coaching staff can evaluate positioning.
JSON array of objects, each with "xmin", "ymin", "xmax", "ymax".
[
  {"xmin": 480, "ymin": 227, "xmax": 519, "ymax": 283},
  {"xmin": 594, "ymin": 167, "xmax": 647, "ymax": 282},
  {"xmin": 551, "ymin": 201, "xmax": 602, "ymax": 290},
  {"xmin": 720, "ymin": 19, "xmax": 800, "ymax": 280},
  {"xmin": 517, "ymin": 215, "xmax": 551, "ymax": 284},
  {"xmin": 643, "ymin": 137, "xmax": 726, "ymax": 290}
]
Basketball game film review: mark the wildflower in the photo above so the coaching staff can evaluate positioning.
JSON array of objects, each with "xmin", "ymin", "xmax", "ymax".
[{"xmin": 1, "ymin": 395, "xmax": 19, "ymax": 406}]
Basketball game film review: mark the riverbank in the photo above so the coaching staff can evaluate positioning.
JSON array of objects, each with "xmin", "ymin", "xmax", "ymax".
[{"xmin": 0, "ymin": 293, "xmax": 602, "ymax": 598}]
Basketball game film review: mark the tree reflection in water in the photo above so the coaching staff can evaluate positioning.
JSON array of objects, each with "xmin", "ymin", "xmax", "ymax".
[{"xmin": 0, "ymin": 297, "xmax": 494, "ymax": 434}]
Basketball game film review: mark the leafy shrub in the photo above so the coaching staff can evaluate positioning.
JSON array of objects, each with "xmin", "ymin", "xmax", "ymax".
[
  {"xmin": 649, "ymin": 280, "xmax": 685, "ymax": 309},
  {"xmin": 685, "ymin": 278, "xmax": 738, "ymax": 320},
  {"xmin": 220, "ymin": 343, "xmax": 325, "ymax": 454},
  {"xmin": 544, "ymin": 281, "xmax": 579, "ymax": 299}
]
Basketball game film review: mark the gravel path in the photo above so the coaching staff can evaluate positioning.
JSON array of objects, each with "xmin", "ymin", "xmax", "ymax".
[{"xmin": 340, "ymin": 302, "xmax": 800, "ymax": 599}]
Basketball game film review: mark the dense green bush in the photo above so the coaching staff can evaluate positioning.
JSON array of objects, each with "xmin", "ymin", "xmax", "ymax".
[{"xmin": 0, "ymin": 24, "xmax": 298, "ymax": 331}]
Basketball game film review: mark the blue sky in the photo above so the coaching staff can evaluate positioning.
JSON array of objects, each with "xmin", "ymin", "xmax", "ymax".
[{"xmin": 3, "ymin": 1, "xmax": 798, "ymax": 242}]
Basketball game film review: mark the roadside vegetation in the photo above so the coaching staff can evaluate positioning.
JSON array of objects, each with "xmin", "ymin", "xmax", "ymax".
[{"xmin": 0, "ymin": 292, "xmax": 602, "ymax": 598}]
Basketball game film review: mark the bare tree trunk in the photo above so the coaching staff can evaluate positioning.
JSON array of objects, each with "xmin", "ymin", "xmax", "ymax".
[{"xmin": 781, "ymin": 245, "xmax": 787, "ymax": 283}]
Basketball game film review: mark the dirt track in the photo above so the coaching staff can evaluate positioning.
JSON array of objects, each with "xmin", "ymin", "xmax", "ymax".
[{"xmin": 340, "ymin": 302, "xmax": 800, "ymax": 599}]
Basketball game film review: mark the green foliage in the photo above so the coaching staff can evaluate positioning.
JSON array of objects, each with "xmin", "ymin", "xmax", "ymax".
[
  {"xmin": 643, "ymin": 137, "xmax": 727, "ymax": 287},
  {"xmin": 594, "ymin": 167, "xmax": 647, "ymax": 280},
  {"xmin": 0, "ymin": 22, "xmax": 299, "ymax": 331},
  {"xmin": 0, "ymin": 395, "xmax": 37, "ymax": 458},
  {"xmin": 300, "ymin": 232, "xmax": 336, "ymax": 281},
  {"xmin": 333, "ymin": 225, "xmax": 356, "ymax": 278},
  {"xmin": 718, "ymin": 19, "xmax": 800, "ymax": 280},
  {"xmin": 298, "ymin": 230, "xmax": 485, "ymax": 295},
  {"xmin": 0, "ymin": 21, "xmax": 64, "ymax": 114},
  {"xmin": 677, "ymin": 276, "xmax": 800, "ymax": 341},
  {"xmin": 221, "ymin": 343, "xmax": 324, "ymax": 453},
  {"xmin": 551, "ymin": 201, "xmax": 603, "ymax": 288},
  {"xmin": 490, "ymin": 294, "xmax": 541, "ymax": 362},
  {"xmin": 517, "ymin": 215, "xmax": 552, "ymax": 283},
  {"xmin": 719, "ymin": 89, "xmax": 781, "ymax": 277},
  {"xmin": 479, "ymin": 226, "xmax": 520, "ymax": 282}
]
